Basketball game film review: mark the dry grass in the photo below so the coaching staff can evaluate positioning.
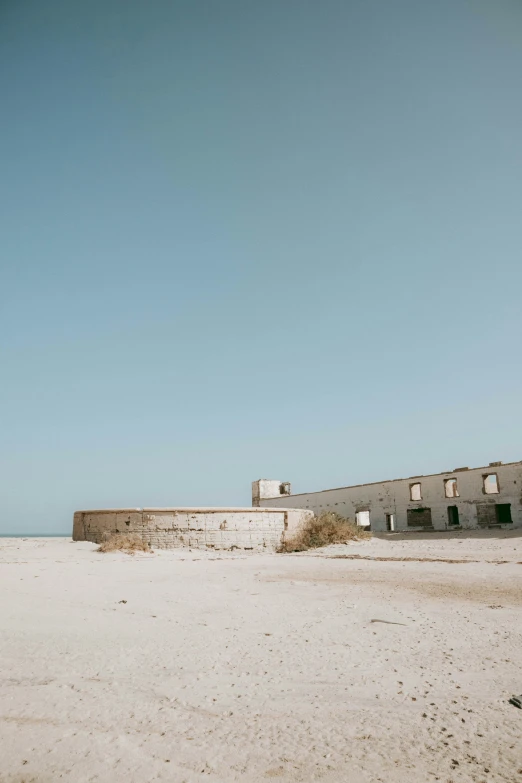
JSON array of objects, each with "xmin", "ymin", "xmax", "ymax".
[
  {"xmin": 279, "ymin": 511, "xmax": 372, "ymax": 553},
  {"xmin": 97, "ymin": 534, "xmax": 151, "ymax": 554}
]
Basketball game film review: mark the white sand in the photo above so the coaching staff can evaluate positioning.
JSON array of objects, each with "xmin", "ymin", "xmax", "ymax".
[{"xmin": 1, "ymin": 533, "xmax": 521, "ymax": 783}]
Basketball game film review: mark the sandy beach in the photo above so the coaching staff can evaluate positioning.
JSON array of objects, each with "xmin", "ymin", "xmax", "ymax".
[{"xmin": 1, "ymin": 532, "xmax": 521, "ymax": 783}]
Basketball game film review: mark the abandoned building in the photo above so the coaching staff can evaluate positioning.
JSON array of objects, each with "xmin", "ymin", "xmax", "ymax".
[
  {"xmin": 72, "ymin": 507, "xmax": 313, "ymax": 551},
  {"xmin": 252, "ymin": 460, "xmax": 522, "ymax": 532}
]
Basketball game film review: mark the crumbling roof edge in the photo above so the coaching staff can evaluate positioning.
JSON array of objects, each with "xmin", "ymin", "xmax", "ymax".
[
  {"xmin": 274, "ymin": 460, "xmax": 522, "ymax": 500},
  {"xmin": 75, "ymin": 506, "xmax": 309, "ymax": 514}
]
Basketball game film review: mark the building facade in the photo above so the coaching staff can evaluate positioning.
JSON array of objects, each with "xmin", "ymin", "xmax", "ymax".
[{"xmin": 252, "ymin": 461, "xmax": 522, "ymax": 532}]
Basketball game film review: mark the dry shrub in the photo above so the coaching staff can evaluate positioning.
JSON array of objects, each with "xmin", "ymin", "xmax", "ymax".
[
  {"xmin": 279, "ymin": 511, "xmax": 371, "ymax": 553},
  {"xmin": 97, "ymin": 533, "xmax": 151, "ymax": 554}
]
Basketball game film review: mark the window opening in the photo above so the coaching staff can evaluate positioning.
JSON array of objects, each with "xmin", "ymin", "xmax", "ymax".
[
  {"xmin": 356, "ymin": 510, "xmax": 371, "ymax": 527},
  {"xmin": 444, "ymin": 478, "xmax": 459, "ymax": 498},
  {"xmin": 407, "ymin": 507, "xmax": 432, "ymax": 527},
  {"xmin": 483, "ymin": 474, "xmax": 499, "ymax": 494},
  {"xmin": 410, "ymin": 482, "xmax": 422, "ymax": 501}
]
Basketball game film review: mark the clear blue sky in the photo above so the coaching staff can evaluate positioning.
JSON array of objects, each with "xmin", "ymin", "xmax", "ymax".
[{"xmin": 1, "ymin": 0, "xmax": 522, "ymax": 533}]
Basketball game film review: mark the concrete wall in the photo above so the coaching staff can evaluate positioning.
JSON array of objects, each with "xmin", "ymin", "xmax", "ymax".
[
  {"xmin": 252, "ymin": 480, "xmax": 291, "ymax": 506},
  {"xmin": 255, "ymin": 461, "xmax": 522, "ymax": 532},
  {"xmin": 73, "ymin": 507, "xmax": 313, "ymax": 552}
]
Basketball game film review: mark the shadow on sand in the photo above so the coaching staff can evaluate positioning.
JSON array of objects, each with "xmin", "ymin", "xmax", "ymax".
[{"xmin": 372, "ymin": 528, "xmax": 522, "ymax": 541}]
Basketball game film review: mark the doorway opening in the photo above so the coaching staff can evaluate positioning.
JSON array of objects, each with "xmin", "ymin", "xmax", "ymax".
[
  {"xmin": 385, "ymin": 513, "xmax": 395, "ymax": 531},
  {"xmin": 495, "ymin": 504, "xmax": 512, "ymax": 524},
  {"xmin": 447, "ymin": 505, "xmax": 460, "ymax": 526}
]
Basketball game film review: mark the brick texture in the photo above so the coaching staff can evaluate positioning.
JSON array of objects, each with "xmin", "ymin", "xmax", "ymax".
[{"xmin": 73, "ymin": 508, "xmax": 312, "ymax": 552}]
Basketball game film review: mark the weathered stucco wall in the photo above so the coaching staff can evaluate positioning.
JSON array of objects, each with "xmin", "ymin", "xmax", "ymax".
[
  {"xmin": 73, "ymin": 507, "xmax": 313, "ymax": 552},
  {"xmin": 255, "ymin": 462, "xmax": 522, "ymax": 532},
  {"xmin": 252, "ymin": 480, "xmax": 291, "ymax": 506}
]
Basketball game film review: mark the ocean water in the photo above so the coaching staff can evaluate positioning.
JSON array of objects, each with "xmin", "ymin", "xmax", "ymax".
[{"xmin": 0, "ymin": 533, "xmax": 70, "ymax": 538}]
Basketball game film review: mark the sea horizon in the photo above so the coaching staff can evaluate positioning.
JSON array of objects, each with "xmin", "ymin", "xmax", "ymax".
[{"xmin": 0, "ymin": 533, "xmax": 70, "ymax": 538}]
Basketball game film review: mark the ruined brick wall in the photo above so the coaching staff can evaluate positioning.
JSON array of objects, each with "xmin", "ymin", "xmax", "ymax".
[
  {"xmin": 73, "ymin": 507, "xmax": 313, "ymax": 552},
  {"xmin": 256, "ymin": 461, "xmax": 522, "ymax": 533}
]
